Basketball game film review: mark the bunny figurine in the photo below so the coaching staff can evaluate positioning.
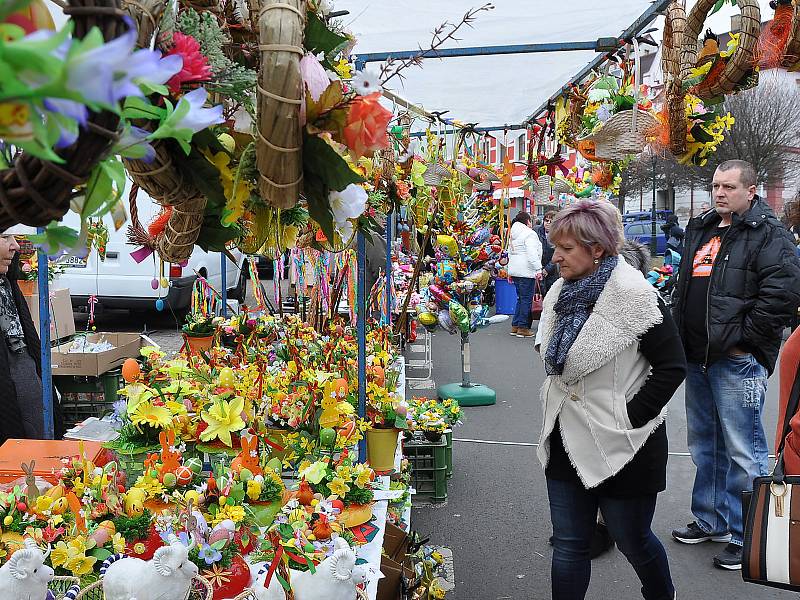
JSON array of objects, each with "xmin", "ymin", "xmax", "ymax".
[
  {"xmin": 230, "ymin": 436, "xmax": 263, "ymax": 477},
  {"xmin": 21, "ymin": 461, "xmax": 39, "ymax": 504},
  {"xmin": 158, "ymin": 431, "xmax": 181, "ymax": 481}
]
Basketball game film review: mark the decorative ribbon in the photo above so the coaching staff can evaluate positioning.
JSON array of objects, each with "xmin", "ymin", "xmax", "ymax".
[
  {"xmin": 130, "ymin": 246, "xmax": 153, "ymax": 264},
  {"xmin": 87, "ymin": 294, "xmax": 98, "ymax": 325}
]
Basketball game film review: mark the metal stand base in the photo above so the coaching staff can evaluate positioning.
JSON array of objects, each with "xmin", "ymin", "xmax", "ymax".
[{"xmin": 437, "ymin": 382, "xmax": 496, "ymax": 406}]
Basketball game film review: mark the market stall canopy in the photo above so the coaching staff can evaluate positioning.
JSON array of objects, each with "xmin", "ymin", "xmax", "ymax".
[{"xmin": 338, "ymin": 0, "xmax": 773, "ymax": 127}]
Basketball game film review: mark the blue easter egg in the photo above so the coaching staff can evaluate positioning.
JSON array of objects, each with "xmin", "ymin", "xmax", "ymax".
[{"xmin": 155, "ymin": 298, "xmax": 165, "ymax": 311}]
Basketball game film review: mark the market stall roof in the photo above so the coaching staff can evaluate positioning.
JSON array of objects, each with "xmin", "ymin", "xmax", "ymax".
[{"xmin": 337, "ymin": 0, "xmax": 773, "ymax": 127}]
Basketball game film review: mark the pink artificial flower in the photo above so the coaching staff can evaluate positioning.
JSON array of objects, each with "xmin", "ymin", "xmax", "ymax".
[
  {"xmin": 343, "ymin": 92, "xmax": 392, "ymax": 158},
  {"xmin": 165, "ymin": 33, "xmax": 212, "ymax": 94}
]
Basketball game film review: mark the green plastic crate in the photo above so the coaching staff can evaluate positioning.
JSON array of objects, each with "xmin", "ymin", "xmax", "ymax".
[
  {"xmin": 54, "ymin": 368, "xmax": 123, "ymax": 429},
  {"xmin": 445, "ymin": 431, "xmax": 453, "ymax": 479},
  {"xmin": 405, "ymin": 438, "xmax": 447, "ymax": 502}
]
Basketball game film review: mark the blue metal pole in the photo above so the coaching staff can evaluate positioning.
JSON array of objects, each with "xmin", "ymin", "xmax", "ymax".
[
  {"xmin": 36, "ymin": 229, "xmax": 53, "ymax": 439},
  {"xmin": 356, "ymin": 40, "xmax": 600, "ymax": 66},
  {"xmin": 220, "ymin": 252, "xmax": 227, "ymax": 318},
  {"xmin": 385, "ymin": 212, "xmax": 392, "ymax": 327},
  {"xmin": 356, "ymin": 231, "xmax": 367, "ymax": 463}
]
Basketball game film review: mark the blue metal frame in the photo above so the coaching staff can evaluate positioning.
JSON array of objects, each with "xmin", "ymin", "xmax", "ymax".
[
  {"xmin": 356, "ymin": 232, "xmax": 367, "ymax": 463},
  {"xmin": 385, "ymin": 212, "xmax": 392, "ymax": 325},
  {"xmin": 37, "ymin": 229, "xmax": 53, "ymax": 439},
  {"xmin": 220, "ymin": 253, "xmax": 227, "ymax": 318}
]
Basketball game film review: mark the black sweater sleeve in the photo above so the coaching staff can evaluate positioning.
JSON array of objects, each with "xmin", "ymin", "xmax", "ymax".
[{"xmin": 626, "ymin": 298, "xmax": 688, "ymax": 428}]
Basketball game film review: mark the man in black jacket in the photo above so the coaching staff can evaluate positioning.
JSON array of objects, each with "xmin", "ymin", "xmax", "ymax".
[{"xmin": 670, "ymin": 160, "xmax": 800, "ymax": 570}]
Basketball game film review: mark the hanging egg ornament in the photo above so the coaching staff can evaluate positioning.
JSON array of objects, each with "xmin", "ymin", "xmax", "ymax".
[
  {"xmin": 155, "ymin": 298, "xmax": 165, "ymax": 311},
  {"xmin": 150, "ymin": 278, "xmax": 159, "ymax": 290},
  {"xmin": 160, "ymin": 277, "xmax": 169, "ymax": 289}
]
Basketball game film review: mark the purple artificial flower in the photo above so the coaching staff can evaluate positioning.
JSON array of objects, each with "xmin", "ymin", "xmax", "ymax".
[
  {"xmin": 174, "ymin": 88, "xmax": 224, "ymax": 134},
  {"xmin": 114, "ymin": 125, "xmax": 156, "ymax": 163},
  {"xmin": 198, "ymin": 543, "xmax": 222, "ymax": 565},
  {"xmin": 44, "ymin": 98, "xmax": 88, "ymax": 127}
]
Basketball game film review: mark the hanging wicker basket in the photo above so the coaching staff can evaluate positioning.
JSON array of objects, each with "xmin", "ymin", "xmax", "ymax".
[
  {"xmin": 122, "ymin": 0, "xmax": 207, "ymax": 263},
  {"xmin": 256, "ymin": 0, "xmax": 305, "ymax": 209},
  {"xmin": 533, "ymin": 175, "xmax": 570, "ymax": 201},
  {"xmin": 0, "ymin": 0, "xmax": 127, "ymax": 231},
  {"xmin": 782, "ymin": 2, "xmax": 800, "ymax": 68},
  {"xmin": 75, "ymin": 575, "xmax": 213, "ymax": 599},
  {"xmin": 681, "ymin": 0, "xmax": 760, "ymax": 100},
  {"xmin": 663, "ymin": 0, "xmax": 688, "ymax": 155},
  {"xmin": 422, "ymin": 162, "xmax": 451, "ymax": 187}
]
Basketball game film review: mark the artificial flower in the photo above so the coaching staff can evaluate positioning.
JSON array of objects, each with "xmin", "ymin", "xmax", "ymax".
[
  {"xmin": 300, "ymin": 53, "xmax": 330, "ymax": 102},
  {"xmin": 328, "ymin": 477, "xmax": 350, "ymax": 497},
  {"xmin": 129, "ymin": 400, "xmax": 173, "ymax": 430},
  {"xmin": 299, "ymin": 461, "xmax": 328, "ymax": 485},
  {"xmin": 200, "ymin": 396, "xmax": 245, "ymax": 446},
  {"xmin": 150, "ymin": 87, "xmax": 224, "ymax": 154},
  {"xmin": 113, "ymin": 124, "xmax": 156, "ymax": 163},
  {"xmin": 332, "ymin": 57, "xmax": 352, "ymax": 80},
  {"xmin": 211, "ymin": 503, "xmax": 245, "ymax": 526},
  {"xmin": 342, "ymin": 92, "xmax": 392, "ymax": 158},
  {"xmin": 329, "ymin": 183, "xmax": 367, "ymax": 230},
  {"xmin": 351, "ymin": 68, "xmax": 381, "ymax": 96},
  {"xmin": 198, "ymin": 543, "xmax": 222, "ymax": 565},
  {"xmin": 165, "ymin": 32, "xmax": 212, "ymax": 94}
]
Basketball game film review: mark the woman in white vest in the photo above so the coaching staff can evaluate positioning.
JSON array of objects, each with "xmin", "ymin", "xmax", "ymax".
[
  {"xmin": 536, "ymin": 200, "xmax": 686, "ymax": 600},
  {"xmin": 506, "ymin": 211, "xmax": 542, "ymax": 338}
]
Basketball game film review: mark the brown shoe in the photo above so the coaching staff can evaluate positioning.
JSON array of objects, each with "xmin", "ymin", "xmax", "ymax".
[
  {"xmin": 516, "ymin": 328, "xmax": 534, "ymax": 337},
  {"xmin": 509, "ymin": 326, "xmax": 519, "ymax": 336}
]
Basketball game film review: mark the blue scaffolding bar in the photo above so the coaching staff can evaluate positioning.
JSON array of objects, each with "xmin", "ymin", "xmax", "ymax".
[
  {"xmin": 37, "ymin": 229, "xmax": 53, "ymax": 439},
  {"xmin": 356, "ymin": 231, "xmax": 367, "ymax": 463}
]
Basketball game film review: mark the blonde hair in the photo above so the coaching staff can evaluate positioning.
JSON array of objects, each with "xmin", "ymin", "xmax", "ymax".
[{"xmin": 549, "ymin": 200, "xmax": 624, "ymax": 256}]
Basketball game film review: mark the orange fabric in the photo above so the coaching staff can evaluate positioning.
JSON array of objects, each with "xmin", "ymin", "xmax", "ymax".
[{"xmin": 778, "ymin": 328, "xmax": 800, "ymax": 474}]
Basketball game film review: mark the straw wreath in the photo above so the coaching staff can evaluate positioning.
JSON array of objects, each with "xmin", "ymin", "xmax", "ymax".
[
  {"xmin": 256, "ymin": 0, "xmax": 305, "ymax": 209},
  {"xmin": 681, "ymin": 0, "xmax": 760, "ymax": 100},
  {"xmin": 0, "ymin": 0, "xmax": 127, "ymax": 231}
]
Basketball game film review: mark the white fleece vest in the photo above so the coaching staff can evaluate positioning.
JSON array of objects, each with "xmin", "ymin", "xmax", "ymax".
[{"xmin": 536, "ymin": 258, "xmax": 665, "ymax": 488}]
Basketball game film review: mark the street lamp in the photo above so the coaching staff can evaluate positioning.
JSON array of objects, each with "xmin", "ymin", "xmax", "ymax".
[{"xmin": 649, "ymin": 150, "xmax": 658, "ymax": 256}]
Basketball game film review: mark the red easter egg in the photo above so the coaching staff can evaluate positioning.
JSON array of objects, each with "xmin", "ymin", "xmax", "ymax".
[{"xmin": 175, "ymin": 465, "xmax": 194, "ymax": 486}]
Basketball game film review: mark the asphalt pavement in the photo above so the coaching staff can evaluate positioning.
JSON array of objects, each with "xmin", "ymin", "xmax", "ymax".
[{"xmin": 409, "ymin": 324, "xmax": 800, "ymax": 600}]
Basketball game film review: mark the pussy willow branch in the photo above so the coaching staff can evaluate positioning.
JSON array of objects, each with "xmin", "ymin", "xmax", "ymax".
[{"xmin": 379, "ymin": 3, "xmax": 494, "ymax": 87}]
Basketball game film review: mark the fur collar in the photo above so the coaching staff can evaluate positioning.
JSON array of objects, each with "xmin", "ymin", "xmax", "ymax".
[{"xmin": 542, "ymin": 257, "xmax": 662, "ymax": 384}]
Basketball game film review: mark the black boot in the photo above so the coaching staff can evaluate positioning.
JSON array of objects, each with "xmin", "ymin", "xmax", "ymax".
[{"xmin": 589, "ymin": 522, "xmax": 615, "ymax": 559}]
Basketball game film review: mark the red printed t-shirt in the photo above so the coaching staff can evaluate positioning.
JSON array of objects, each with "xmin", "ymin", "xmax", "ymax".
[{"xmin": 683, "ymin": 226, "xmax": 729, "ymax": 363}]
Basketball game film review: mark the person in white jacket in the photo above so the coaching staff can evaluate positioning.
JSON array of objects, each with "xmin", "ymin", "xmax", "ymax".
[{"xmin": 506, "ymin": 211, "xmax": 542, "ymax": 337}]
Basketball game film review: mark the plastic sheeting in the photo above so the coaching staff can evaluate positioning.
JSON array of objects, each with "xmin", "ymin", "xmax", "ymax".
[{"xmin": 338, "ymin": 0, "xmax": 773, "ymax": 126}]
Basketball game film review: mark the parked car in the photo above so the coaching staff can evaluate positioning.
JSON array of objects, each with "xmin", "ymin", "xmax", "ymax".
[
  {"xmin": 56, "ymin": 182, "xmax": 246, "ymax": 314},
  {"xmin": 622, "ymin": 210, "xmax": 673, "ymax": 223},
  {"xmin": 624, "ymin": 221, "xmax": 667, "ymax": 255}
]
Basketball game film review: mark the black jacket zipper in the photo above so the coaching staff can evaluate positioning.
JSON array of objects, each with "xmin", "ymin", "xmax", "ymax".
[{"xmin": 703, "ymin": 228, "xmax": 731, "ymax": 372}]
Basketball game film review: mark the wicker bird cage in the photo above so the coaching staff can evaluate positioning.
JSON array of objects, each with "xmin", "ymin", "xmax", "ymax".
[
  {"xmin": 0, "ymin": 0, "xmax": 127, "ymax": 232},
  {"xmin": 663, "ymin": 0, "xmax": 688, "ymax": 155},
  {"xmin": 422, "ymin": 162, "xmax": 451, "ymax": 187},
  {"xmin": 681, "ymin": 0, "xmax": 760, "ymax": 100},
  {"xmin": 50, "ymin": 576, "xmax": 81, "ymax": 600},
  {"xmin": 75, "ymin": 575, "xmax": 213, "ymax": 600},
  {"xmin": 534, "ymin": 175, "xmax": 571, "ymax": 201},
  {"xmin": 256, "ymin": 0, "xmax": 305, "ymax": 209}
]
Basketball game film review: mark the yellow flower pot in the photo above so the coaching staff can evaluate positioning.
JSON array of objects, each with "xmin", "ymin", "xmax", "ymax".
[{"xmin": 366, "ymin": 428, "xmax": 399, "ymax": 472}]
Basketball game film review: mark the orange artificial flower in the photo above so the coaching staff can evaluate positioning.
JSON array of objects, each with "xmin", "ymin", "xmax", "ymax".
[{"xmin": 343, "ymin": 92, "xmax": 392, "ymax": 159}]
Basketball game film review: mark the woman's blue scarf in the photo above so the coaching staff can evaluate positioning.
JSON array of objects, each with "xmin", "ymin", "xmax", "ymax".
[{"xmin": 545, "ymin": 256, "xmax": 617, "ymax": 376}]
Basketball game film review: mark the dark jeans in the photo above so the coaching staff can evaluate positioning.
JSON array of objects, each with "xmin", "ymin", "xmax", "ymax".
[
  {"xmin": 511, "ymin": 276, "xmax": 534, "ymax": 328},
  {"xmin": 547, "ymin": 478, "xmax": 674, "ymax": 600}
]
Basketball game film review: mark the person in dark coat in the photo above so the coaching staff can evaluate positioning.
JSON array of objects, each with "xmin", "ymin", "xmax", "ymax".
[
  {"xmin": 536, "ymin": 210, "xmax": 558, "ymax": 293},
  {"xmin": 670, "ymin": 160, "xmax": 800, "ymax": 570},
  {"xmin": 660, "ymin": 214, "xmax": 684, "ymax": 254},
  {"xmin": 0, "ymin": 228, "xmax": 55, "ymax": 443}
]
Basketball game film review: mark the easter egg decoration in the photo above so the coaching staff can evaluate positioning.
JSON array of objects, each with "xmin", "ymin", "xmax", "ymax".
[{"xmin": 121, "ymin": 358, "xmax": 141, "ymax": 383}]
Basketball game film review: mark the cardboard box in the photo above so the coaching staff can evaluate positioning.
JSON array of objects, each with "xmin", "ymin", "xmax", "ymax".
[
  {"xmin": 383, "ymin": 522, "xmax": 410, "ymax": 562},
  {"xmin": 24, "ymin": 287, "xmax": 75, "ymax": 340},
  {"xmin": 377, "ymin": 555, "xmax": 414, "ymax": 600},
  {"xmin": 51, "ymin": 333, "xmax": 142, "ymax": 376},
  {"xmin": 0, "ymin": 439, "xmax": 106, "ymax": 484}
]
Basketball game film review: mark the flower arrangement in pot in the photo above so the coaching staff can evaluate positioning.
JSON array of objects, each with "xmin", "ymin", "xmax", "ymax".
[
  {"xmin": 182, "ymin": 312, "xmax": 216, "ymax": 354},
  {"xmin": 18, "ymin": 253, "xmax": 66, "ymax": 295}
]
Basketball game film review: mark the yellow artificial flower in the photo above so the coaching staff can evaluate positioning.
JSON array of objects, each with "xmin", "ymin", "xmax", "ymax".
[
  {"xmin": 211, "ymin": 504, "xmax": 245, "ymax": 526},
  {"xmin": 129, "ymin": 401, "xmax": 173, "ymax": 430},
  {"xmin": 165, "ymin": 359, "xmax": 192, "ymax": 379},
  {"xmin": 119, "ymin": 383, "xmax": 154, "ymax": 410},
  {"xmin": 200, "ymin": 396, "xmax": 245, "ymax": 447},
  {"xmin": 336, "ymin": 465, "xmax": 352, "ymax": 481},
  {"xmin": 299, "ymin": 460, "xmax": 328, "ymax": 485},
  {"xmin": 112, "ymin": 533, "xmax": 125, "ymax": 554},
  {"xmin": 354, "ymin": 466, "xmax": 372, "ymax": 489},
  {"xmin": 140, "ymin": 345, "xmax": 165, "ymax": 360},
  {"xmin": 328, "ymin": 477, "xmax": 350, "ymax": 498},
  {"xmin": 333, "ymin": 58, "xmax": 352, "ymax": 80},
  {"xmin": 51, "ymin": 536, "xmax": 97, "ymax": 576}
]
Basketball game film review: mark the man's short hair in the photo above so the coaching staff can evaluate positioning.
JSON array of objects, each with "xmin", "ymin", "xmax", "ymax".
[{"xmin": 716, "ymin": 160, "xmax": 757, "ymax": 188}]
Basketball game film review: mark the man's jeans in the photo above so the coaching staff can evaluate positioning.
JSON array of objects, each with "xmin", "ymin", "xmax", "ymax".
[
  {"xmin": 511, "ymin": 276, "xmax": 534, "ymax": 329},
  {"xmin": 547, "ymin": 478, "xmax": 674, "ymax": 600},
  {"xmin": 685, "ymin": 354, "xmax": 770, "ymax": 546}
]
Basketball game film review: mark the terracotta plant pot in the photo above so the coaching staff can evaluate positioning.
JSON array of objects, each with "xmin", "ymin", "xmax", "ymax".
[
  {"xmin": 184, "ymin": 334, "xmax": 214, "ymax": 354},
  {"xmin": 366, "ymin": 428, "xmax": 399, "ymax": 472}
]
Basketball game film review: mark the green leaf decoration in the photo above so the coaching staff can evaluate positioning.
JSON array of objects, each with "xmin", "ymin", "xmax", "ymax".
[
  {"xmin": 90, "ymin": 548, "xmax": 112, "ymax": 561},
  {"xmin": 305, "ymin": 11, "xmax": 348, "ymax": 57},
  {"xmin": 303, "ymin": 133, "xmax": 364, "ymax": 192},
  {"xmin": 27, "ymin": 223, "xmax": 80, "ymax": 255},
  {"xmin": 122, "ymin": 97, "xmax": 166, "ymax": 121}
]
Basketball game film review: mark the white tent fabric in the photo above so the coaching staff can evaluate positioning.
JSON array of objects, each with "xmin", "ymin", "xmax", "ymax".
[{"xmin": 337, "ymin": 0, "xmax": 773, "ymax": 127}]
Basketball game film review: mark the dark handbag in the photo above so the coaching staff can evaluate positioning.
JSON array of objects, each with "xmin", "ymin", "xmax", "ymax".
[
  {"xmin": 531, "ymin": 279, "xmax": 544, "ymax": 320},
  {"xmin": 742, "ymin": 367, "xmax": 800, "ymax": 591}
]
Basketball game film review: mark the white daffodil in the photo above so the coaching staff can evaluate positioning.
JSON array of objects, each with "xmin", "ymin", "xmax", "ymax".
[
  {"xmin": 329, "ymin": 183, "xmax": 367, "ymax": 229},
  {"xmin": 351, "ymin": 68, "xmax": 381, "ymax": 96}
]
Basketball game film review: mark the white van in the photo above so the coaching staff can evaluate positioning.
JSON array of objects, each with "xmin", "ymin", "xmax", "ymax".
[{"xmin": 56, "ymin": 183, "xmax": 246, "ymax": 314}]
